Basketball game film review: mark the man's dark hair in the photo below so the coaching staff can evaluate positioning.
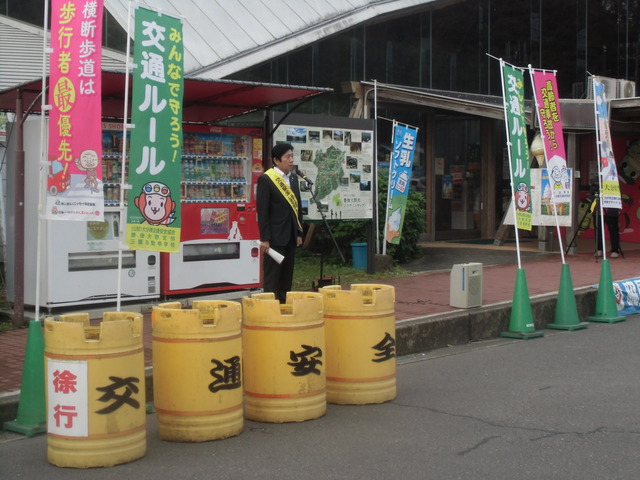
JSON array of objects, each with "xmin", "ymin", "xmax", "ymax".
[{"xmin": 271, "ymin": 143, "xmax": 294, "ymax": 161}]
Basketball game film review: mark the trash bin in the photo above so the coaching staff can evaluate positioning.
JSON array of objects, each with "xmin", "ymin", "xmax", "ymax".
[
  {"xmin": 320, "ymin": 284, "xmax": 396, "ymax": 405},
  {"xmin": 351, "ymin": 243, "xmax": 368, "ymax": 270},
  {"xmin": 44, "ymin": 312, "xmax": 146, "ymax": 468},
  {"xmin": 152, "ymin": 300, "xmax": 243, "ymax": 442},
  {"xmin": 242, "ymin": 292, "xmax": 325, "ymax": 423}
]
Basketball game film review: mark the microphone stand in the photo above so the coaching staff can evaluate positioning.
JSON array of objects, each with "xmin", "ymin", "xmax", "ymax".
[{"xmin": 298, "ymin": 172, "xmax": 346, "ymax": 290}]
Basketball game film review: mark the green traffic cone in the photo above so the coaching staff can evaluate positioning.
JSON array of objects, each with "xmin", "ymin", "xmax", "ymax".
[
  {"xmin": 501, "ymin": 268, "xmax": 544, "ymax": 339},
  {"xmin": 587, "ymin": 259, "xmax": 626, "ymax": 323},
  {"xmin": 547, "ymin": 263, "xmax": 588, "ymax": 331},
  {"xmin": 3, "ymin": 320, "xmax": 47, "ymax": 437}
]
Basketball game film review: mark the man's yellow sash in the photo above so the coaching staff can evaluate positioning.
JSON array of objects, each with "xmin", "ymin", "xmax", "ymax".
[{"xmin": 265, "ymin": 169, "xmax": 302, "ymax": 231}]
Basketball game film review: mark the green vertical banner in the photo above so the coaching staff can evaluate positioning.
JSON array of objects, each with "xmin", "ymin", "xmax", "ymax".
[
  {"xmin": 126, "ymin": 6, "xmax": 184, "ymax": 253},
  {"xmin": 384, "ymin": 122, "xmax": 418, "ymax": 244},
  {"xmin": 501, "ymin": 62, "xmax": 532, "ymax": 231}
]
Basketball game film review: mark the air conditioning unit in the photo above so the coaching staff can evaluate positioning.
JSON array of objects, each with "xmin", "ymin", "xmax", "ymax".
[
  {"xmin": 618, "ymin": 79, "xmax": 636, "ymax": 98},
  {"xmin": 587, "ymin": 76, "xmax": 618, "ymax": 99},
  {"xmin": 450, "ymin": 263, "xmax": 482, "ymax": 308}
]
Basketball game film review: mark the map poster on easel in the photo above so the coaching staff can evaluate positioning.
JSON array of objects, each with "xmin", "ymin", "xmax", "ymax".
[{"xmin": 271, "ymin": 112, "xmax": 375, "ymax": 221}]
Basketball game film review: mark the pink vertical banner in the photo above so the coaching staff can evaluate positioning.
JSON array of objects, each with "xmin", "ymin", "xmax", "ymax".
[
  {"xmin": 47, "ymin": 0, "xmax": 104, "ymax": 221},
  {"xmin": 531, "ymin": 70, "xmax": 570, "ymax": 204}
]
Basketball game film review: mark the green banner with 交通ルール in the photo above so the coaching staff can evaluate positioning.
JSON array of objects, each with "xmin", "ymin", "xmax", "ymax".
[
  {"xmin": 126, "ymin": 6, "xmax": 184, "ymax": 253},
  {"xmin": 501, "ymin": 63, "xmax": 532, "ymax": 231}
]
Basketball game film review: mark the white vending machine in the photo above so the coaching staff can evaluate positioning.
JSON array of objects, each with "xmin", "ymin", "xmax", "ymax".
[{"xmin": 6, "ymin": 118, "xmax": 160, "ymax": 309}]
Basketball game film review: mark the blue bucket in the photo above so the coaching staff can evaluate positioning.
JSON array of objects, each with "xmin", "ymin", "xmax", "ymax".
[{"xmin": 350, "ymin": 243, "xmax": 367, "ymax": 270}]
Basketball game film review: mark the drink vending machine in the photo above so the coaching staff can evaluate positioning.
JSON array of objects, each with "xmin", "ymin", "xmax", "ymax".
[
  {"xmin": 160, "ymin": 125, "xmax": 263, "ymax": 295},
  {"xmin": 6, "ymin": 119, "xmax": 160, "ymax": 309}
]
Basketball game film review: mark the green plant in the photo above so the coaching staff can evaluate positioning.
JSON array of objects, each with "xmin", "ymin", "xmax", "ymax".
[
  {"xmin": 306, "ymin": 170, "xmax": 425, "ymax": 265},
  {"xmin": 292, "ymin": 252, "xmax": 409, "ymax": 292}
]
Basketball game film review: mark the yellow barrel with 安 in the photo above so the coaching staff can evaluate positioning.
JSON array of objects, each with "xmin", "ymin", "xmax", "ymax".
[
  {"xmin": 152, "ymin": 300, "xmax": 243, "ymax": 442},
  {"xmin": 44, "ymin": 312, "xmax": 146, "ymax": 468},
  {"xmin": 242, "ymin": 292, "xmax": 325, "ymax": 423},
  {"xmin": 320, "ymin": 284, "xmax": 397, "ymax": 405}
]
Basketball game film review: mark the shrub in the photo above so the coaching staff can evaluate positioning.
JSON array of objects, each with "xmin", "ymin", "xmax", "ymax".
[{"xmin": 307, "ymin": 170, "xmax": 425, "ymax": 265}]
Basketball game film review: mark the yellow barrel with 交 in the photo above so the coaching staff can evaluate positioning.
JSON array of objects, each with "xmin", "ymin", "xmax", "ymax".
[
  {"xmin": 242, "ymin": 292, "xmax": 325, "ymax": 423},
  {"xmin": 152, "ymin": 300, "xmax": 243, "ymax": 442},
  {"xmin": 320, "ymin": 284, "xmax": 397, "ymax": 405},
  {"xmin": 44, "ymin": 312, "xmax": 146, "ymax": 468}
]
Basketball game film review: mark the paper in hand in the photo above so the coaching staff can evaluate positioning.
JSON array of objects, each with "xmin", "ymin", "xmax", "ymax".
[{"xmin": 267, "ymin": 248, "xmax": 284, "ymax": 264}]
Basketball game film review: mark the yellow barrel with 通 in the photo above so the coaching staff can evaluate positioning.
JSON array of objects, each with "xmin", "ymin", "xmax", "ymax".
[
  {"xmin": 152, "ymin": 300, "xmax": 243, "ymax": 442},
  {"xmin": 44, "ymin": 312, "xmax": 146, "ymax": 468},
  {"xmin": 242, "ymin": 292, "xmax": 325, "ymax": 423},
  {"xmin": 319, "ymin": 284, "xmax": 397, "ymax": 405}
]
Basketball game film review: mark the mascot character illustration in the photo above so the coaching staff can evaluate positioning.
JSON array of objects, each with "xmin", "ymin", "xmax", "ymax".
[
  {"xmin": 75, "ymin": 149, "xmax": 100, "ymax": 193},
  {"xmin": 134, "ymin": 181, "xmax": 176, "ymax": 225},
  {"xmin": 515, "ymin": 182, "xmax": 530, "ymax": 211}
]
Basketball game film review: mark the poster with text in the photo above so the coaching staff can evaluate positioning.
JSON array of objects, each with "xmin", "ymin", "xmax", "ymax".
[
  {"xmin": 592, "ymin": 77, "xmax": 623, "ymax": 210},
  {"xmin": 385, "ymin": 124, "xmax": 418, "ymax": 244},
  {"xmin": 501, "ymin": 62, "xmax": 532, "ymax": 231},
  {"xmin": 272, "ymin": 116, "xmax": 374, "ymax": 221},
  {"xmin": 126, "ymin": 6, "xmax": 184, "ymax": 253},
  {"xmin": 46, "ymin": 0, "xmax": 104, "ymax": 221},
  {"xmin": 531, "ymin": 70, "xmax": 571, "ymax": 205}
]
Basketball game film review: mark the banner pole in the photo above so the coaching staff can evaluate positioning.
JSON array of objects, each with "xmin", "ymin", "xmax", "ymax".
[
  {"xmin": 373, "ymin": 80, "xmax": 384, "ymax": 256},
  {"xmin": 116, "ymin": 1, "xmax": 135, "ymax": 312},
  {"xmin": 382, "ymin": 120, "xmax": 397, "ymax": 256},
  {"xmin": 591, "ymin": 76, "xmax": 607, "ymax": 261},
  {"xmin": 34, "ymin": 0, "xmax": 51, "ymax": 322},
  {"xmin": 527, "ymin": 66, "xmax": 566, "ymax": 264},
  {"xmin": 498, "ymin": 60, "xmax": 522, "ymax": 268}
]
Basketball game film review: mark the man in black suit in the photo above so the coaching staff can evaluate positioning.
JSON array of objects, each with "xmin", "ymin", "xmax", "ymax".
[{"xmin": 257, "ymin": 143, "xmax": 303, "ymax": 303}]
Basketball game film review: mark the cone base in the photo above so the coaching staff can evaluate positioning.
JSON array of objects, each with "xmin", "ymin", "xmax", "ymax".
[
  {"xmin": 546, "ymin": 322, "xmax": 589, "ymax": 331},
  {"xmin": 587, "ymin": 315, "xmax": 626, "ymax": 324},
  {"xmin": 500, "ymin": 330, "xmax": 544, "ymax": 340},
  {"xmin": 3, "ymin": 420, "xmax": 46, "ymax": 438}
]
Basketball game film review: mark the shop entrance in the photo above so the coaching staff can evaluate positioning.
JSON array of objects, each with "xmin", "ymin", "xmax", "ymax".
[{"xmin": 433, "ymin": 115, "xmax": 482, "ymax": 240}]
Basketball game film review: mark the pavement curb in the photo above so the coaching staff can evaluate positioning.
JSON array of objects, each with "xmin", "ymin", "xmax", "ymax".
[{"xmin": 0, "ymin": 286, "xmax": 599, "ymax": 428}]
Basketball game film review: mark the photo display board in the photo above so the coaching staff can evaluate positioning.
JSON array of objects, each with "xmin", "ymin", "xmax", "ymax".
[{"xmin": 272, "ymin": 113, "xmax": 375, "ymax": 221}]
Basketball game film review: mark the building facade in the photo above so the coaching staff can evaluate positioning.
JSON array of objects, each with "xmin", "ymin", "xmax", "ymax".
[
  {"xmin": 226, "ymin": 0, "xmax": 640, "ymax": 243},
  {"xmin": 4, "ymin": 0, "xmax": 639, "ymax": 243}
]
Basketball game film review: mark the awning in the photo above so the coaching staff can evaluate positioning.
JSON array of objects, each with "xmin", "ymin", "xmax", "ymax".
[
  {"xmin": 361, "ymin": 81, "xmax": 640, "ymax": 134},
  {"xmin": 360, "ymin": 81, "xmax": 518, "ymax": 121},
  {"xmin": 0, "ymin": 70, "xmax": 332, "ymax": 124}
]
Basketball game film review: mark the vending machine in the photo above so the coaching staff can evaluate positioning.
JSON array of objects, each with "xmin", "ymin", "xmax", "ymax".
[
  {"xmin": 159, "ymin": 125, "xmax": 263, "ymax": 295},
  {"xmin": 6, "ymin": 119, "xmax": 160, "ymax": 309}
]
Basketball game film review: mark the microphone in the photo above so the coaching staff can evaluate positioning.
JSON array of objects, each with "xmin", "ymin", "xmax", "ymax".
[{"xmin": 296, "ymin": 168, "xmax": 314, "ymax": 186}]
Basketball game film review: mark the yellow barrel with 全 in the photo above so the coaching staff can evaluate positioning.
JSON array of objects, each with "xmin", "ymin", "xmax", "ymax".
[
  {"xmin": 242, "ymin": 292, "xmax": 325, "ymax": 423},
  {"xmin": 44, "ymin": 312, "xmax": 146, "ymax": 468},
  {"xmin": 152, "ymin": 300, "xmax": 243, "ymax": 442},
  {"xmin": 319, "ymin": 284, "xmax": 397, "ymax": 405}
]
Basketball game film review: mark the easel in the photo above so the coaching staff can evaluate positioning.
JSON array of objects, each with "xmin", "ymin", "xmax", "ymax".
[
  {"xmin": 565, "ymin": 193, "xmax": 597, "ymax": 256},
  {"xmin": 565, "ymin": 191, "xmax": 624, "ymax": 259}
]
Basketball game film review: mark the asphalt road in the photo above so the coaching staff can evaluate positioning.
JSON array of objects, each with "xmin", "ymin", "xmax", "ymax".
[{"xmin": 2, "ymin": 315, "xmax": 639, "ymax": 479}]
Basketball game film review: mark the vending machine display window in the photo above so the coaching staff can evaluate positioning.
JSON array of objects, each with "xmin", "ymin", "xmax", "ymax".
[
  {"xmin": 68, "ymin": 251, "xmax": 137, "ymax": 271},
  {"xmin": 183, "ymin": 243, "xmax": 240, "ymax": 262}
]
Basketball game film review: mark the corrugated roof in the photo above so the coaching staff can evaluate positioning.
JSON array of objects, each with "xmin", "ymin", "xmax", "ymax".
[
  {"xmin": 0, "ymin": 14, "xmax": 127, "ymax": 91},
  {"xmin": 103, "ymin": 0, "xmax": 438, "ymax": 79}
]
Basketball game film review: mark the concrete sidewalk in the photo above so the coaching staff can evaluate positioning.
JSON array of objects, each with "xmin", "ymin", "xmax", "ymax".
[{"xmin": 2, "ymin": 238, "xmax": 638, "ymax": 425}]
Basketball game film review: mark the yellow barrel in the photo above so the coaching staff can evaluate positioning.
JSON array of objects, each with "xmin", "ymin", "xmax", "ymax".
[
  {"xmin": 320, "ymin": 284, "xmax": 397, "ymax": 405},
  {"xmin": 242, "ymin": 292, "xmax": 325, "ymax": 423},
  {"xmin": 44, "ymin": 312, "xmax": 146, "ymax": 468},
  {"xmin": 152, "ymin": 300, "xmax": 243, "ymax": 442}
]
